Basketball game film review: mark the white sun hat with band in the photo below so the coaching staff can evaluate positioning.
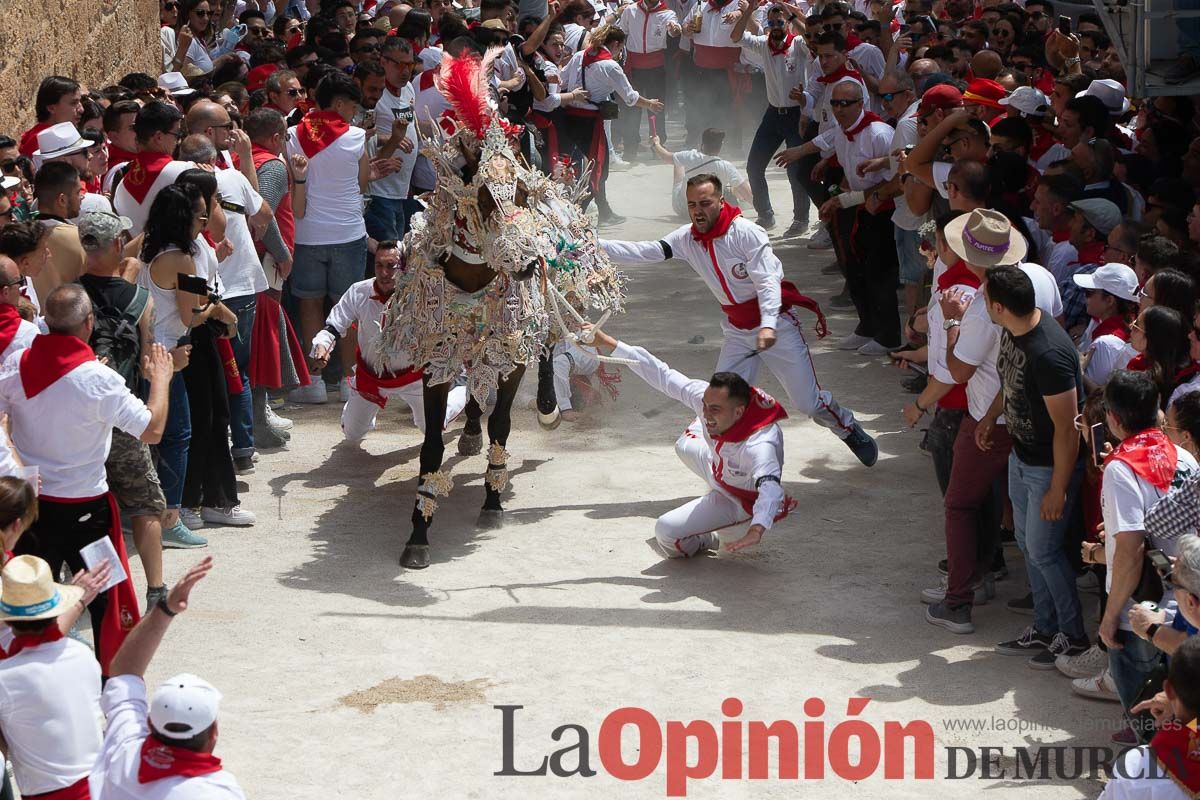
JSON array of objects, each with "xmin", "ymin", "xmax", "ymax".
[
  {"xmin": 943, "ymin": 208, "xmax": 1027, "ymax": 268},
  {"xmin": 0, "ymin": 555, "xmax": 84, "ymax": 621}
]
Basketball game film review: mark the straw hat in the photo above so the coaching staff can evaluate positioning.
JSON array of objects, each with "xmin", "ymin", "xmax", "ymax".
[
  {"xmin": 0, "ymin": 555, "xmax": 83, "ymax": 621},
  {"xmin": 944, "ymin": 208, "xmax": 1027, "ymax": 268}
]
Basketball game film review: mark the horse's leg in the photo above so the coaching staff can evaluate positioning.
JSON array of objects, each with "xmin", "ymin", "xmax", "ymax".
[
  {"xmin": 457, "ymin": 395, "xmax": 484, "ymax": 456},
  {"xmin": 402, "ymin": 378, "xmax": 452, "ymax": 569},
  {"xmin": 535, "ymin": 348, "xmax": 561, "ymax": 430},
  {"xmin": 479, "ymin": 365, "xmax": 526, "ymax": 526}
]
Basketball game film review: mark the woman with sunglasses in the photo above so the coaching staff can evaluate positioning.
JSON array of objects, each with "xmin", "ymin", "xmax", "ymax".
[
  {"xmin": 1127, "ymin": 306, "xmax": 1197, "ymax": 411},
  {"xmin": 168, "ymin": 0, "xmax": 218, "ymax": 75}
]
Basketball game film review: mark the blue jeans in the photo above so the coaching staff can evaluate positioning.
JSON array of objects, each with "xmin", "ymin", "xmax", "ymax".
[
  {"xmin": 895, "ymin": 226, "xmax": 926, "ymax": 286},
  {"xmin": 746, "ymin": 105, "xmax": 808, "ymax": 223},
  {"xmin": 1009, "ymin": 453, "xmax": 1086, "ymax": 638},
  {"xmin": 1108, "ymin": 630, "xmax": 1164, "ymax": 712},
  {"xmin": 364, "ymin": 196, "xmax": 407, "ymax": 244},
  {"xmin": 225, "ymin": 294, "xmax": 256, "ymax": 458},
  {"xmin": 158, "ymin": 372, "xmax": 191, "ymax": 509}
]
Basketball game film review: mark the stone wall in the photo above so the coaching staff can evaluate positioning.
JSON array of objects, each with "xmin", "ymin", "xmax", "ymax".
[{"xmin": 0, "ymin": 0, "xmax": 158, "ymax": 135}]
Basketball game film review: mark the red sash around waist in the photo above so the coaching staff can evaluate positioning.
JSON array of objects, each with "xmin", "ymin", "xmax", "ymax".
[
  {"xmin": 719, "ymin": 280, "xmax": 829, "ymax": 338},
  {"xmin": 354, "ymin": 349, "xmax": 422, "ymax": 408}
]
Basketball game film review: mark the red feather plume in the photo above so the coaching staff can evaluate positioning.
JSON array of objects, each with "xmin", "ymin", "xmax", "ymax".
[{"xmin": 436, "ymin": 51, "xmax": 492, "ymax": 140}]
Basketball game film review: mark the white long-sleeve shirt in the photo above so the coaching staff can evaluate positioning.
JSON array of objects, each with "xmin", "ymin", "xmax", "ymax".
[
  {"xmin": 601, "ymin": 216, "xmax": 784, "ymax": 330},
  {"xmin": 735, "ymin": 33, "xmax": 807, "ymax": 108},
  {"xmin": 613, "ymin": 340, "xmax": 786, "ymax": 527},
  {"xmin": 311, "ymin": 278, "xmax": 412, "ymax": 376},
  {"xmin": 560, "ymin": 51, "xmax": 642, "ymax": 109}
]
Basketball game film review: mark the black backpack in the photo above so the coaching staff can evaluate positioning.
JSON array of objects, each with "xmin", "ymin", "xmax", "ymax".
[{"xmin": 86, "ymin": 284, "xmax": 149, "ymax": 395}]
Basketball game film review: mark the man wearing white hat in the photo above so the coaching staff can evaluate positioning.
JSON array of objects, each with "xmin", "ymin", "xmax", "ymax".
[
  {"xmin": 0, "ymin": 555, "xmax": 109, "ymax": 800},
  {"xmin": 1072, "ymin": 262, "xmax": 1140, "ymax": 388},
  {"xmin": 999, "ymin": 86, "xmax": 1069, "ymax": 172},
  {"xmin": 31, "ymin": 121, "xmax": 90, "ymax": 172},
  {"xmin": 156, "ymin": 71, "xmax": 198, "ymax": 106},
  {"xmin": 90, "ymin": 556, "xmax": 248, "ymax": 800}
]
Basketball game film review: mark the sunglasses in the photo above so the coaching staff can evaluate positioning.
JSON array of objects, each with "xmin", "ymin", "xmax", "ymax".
[
  {"xmin": 384, "ymin": 56, "xmax": 417, "ymax": 67},
  {"xmin": 249, "ymin": 26, "xmax": 270, "ymax": 36},
  {"xmin": 285, "ymin": 88, "xmax": 304, "ymax": 97},
  {"xmin": 1131, "ymin": 318, "xmax": 1144, "ymax": 332},
  {"xmin": 766, "ymin": 18, "xmax": 787, "ymax": 27},
  {"xmin": 165, "ymin": 129, "xmax": 185, "ymax": 139},
  {"xmin": 829, "ymin": 98, "xmax": 862, "ymax": 107},
  {"xmin": 822, "ymin": 22, "xmax": 842, "ymax": 30},
  {"xmin": 193, "ymin": 8, "xmax": 210, "ymax": 16},
  {"xmin": 355, "ymin": 44, "xmax": 381, "ymax": 53},
  {"xmin": 879, "ymin": 91, "xmax": 901, "ymax": 102},
  {"xmin": 164, "ymin": 0, "xmax": 179, "ymax": 8}
]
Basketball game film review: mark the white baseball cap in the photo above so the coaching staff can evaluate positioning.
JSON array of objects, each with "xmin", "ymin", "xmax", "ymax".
[
  {"xmin": 1076, "ymin": 78, "xmax": 1131, "ymax": 115},
  {"xmin": 998, "ymin": 86, "xmax": 1049, "ymax": 117},
  {"xmin": 158, "ymin": 71, "xmax": 197, "ymax": 97},
  {"xmin": 1072, "ymin": 262, "xmax": 1139, "ymax": 302},
  {"xmin": 1, "ymin": 176, "xmax": 19, "ymax": 193},
  {"xmin": 149, "ymin": 673, "xmax": 222, "ymax": 740}
]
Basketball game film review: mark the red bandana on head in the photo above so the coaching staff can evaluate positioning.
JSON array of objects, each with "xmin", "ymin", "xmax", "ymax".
[
  {"xmin": 767, "ymin": 32, "xmax": 796, "ymax": 56},
  {"xmin": 295, "ymin": 110, "xmax": 350, "ymax": 159},
  {"xmin": 1104, "ymin": 428, "xmax": 1178, "ymax": 492},
  {"xmin": 121, "ymin": 151, "xmax": 173, "ymax": 204},
  {"xmin": 844, "ymin": 110, "xmax": 883, "ymax": 142},
  {"xmin": 1150, "ymin": 723, "xmax": 1200, "ymax": 795},
  {"xmin": 19, "ymin": 334, "xmax": 95, "ymax": 398},
  {"xmin": 138, "ymin": 737, "xmax": 223, "ymax": 784}
]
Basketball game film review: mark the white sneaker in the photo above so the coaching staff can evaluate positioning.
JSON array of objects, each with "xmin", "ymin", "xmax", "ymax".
[
  {"xmin": 838, "ymin": 333, "xmax": 873, "ymax": 351},
  {"xmin": 179, "ymin": 507, "xmax": 204, "ymax": 530},
  {"xmin": 609, "ymin": 155, "xmax": 632, "ymax": 172},
  {"xmin": 1055, "ymin": 643, "xmax": 1108, "ymax": 679},
  {"xmin": 806, "ymin": 226, "xmax": 833, "ymax": 249},
  {"xmin": 1071, "ymin": 668, "xmax": 1120, "ymax": 702},
  {"xmin": 288, "ymin": 381, "xmax": 328, "ymax": 405},
  {"xmin": 265, "ymin": 404, "xmax": 293, "ymax": 430},
  {"xmin": 857, "ymin": 340, "xmax": 899, "ymax": 357},
  {"xmin": 339, "ymin": 378, "xmax": 352, "ymax": 403},
  {"xmin": 201, "ymin": 505, "xmax": 257, "ymax": 527}
]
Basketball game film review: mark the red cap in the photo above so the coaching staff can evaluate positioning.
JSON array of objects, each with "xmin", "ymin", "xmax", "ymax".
[
  {"xmin": 917, "ymin": 84, "xmax": 964, "ymax": 115},
  {"xmin": 963, "ymin": 79, "xmax": 1008, "ymax": 110},
  {"xmin": 246, "ymin": 64, "xmax": 280, "ymax": 92}
]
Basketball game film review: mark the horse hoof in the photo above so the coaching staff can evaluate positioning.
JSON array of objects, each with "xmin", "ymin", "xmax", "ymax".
[
  {"xmin": 537, "ymin": 408, "xmax": 561, "ymax": 430},
  {"xmin": 458, "ymin": 431, "xmax": 483, "ymax": 456},
  {"xmin": 477, "ymin": 509, "xmax": 504, "ymax": 529},
  {"xmin": 400, "ymin": 544, "xmax": 430, "ymax": 569}
]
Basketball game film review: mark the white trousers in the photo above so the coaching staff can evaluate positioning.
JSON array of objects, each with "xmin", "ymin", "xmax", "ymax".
[
  {"xmin": 716, "ymin": 311, "xmax": 856, "ymax": 439},
  {"xmin": 341, "ymin": 382, "xmax": 468, "ymax": 442},
  {"xmin": 552, "ymin": 340, "xmax": 601, "ymax": 411},
  {"xmin": 654, "ymin": 424, "xmax": 748, "ymax": 558}
]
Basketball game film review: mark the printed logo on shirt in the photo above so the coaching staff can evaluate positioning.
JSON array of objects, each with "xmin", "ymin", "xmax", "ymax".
[{"xmin": 731, "ymin": 263, "xmax": 748, "ymax": 279}]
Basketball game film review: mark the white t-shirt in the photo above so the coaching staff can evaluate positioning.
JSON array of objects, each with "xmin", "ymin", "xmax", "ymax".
[
  {"xmin": 0, "ymin": 635, "xmax": 103, "ymax": 794},
  {"xmin": 1102, "ymin": 447, "xmax": 1199, "ymax": 630},
  {"xmin": 369, "ymin": 82, "xmax": 419, "ymax": 200},
  {"xmin": 90, "ymin": 675, "xmax": 247, "ymax": 800},
  {"xmin": 1078, "ymin": 317, "xmax": 1129, "ymax": 386},
  {"xmin": 213, "ymin": 168, "xmax": 267, "ymax": 298},
  {"xmin": 952, "ymin": 262, "xmax": 1063, "ymax": 422},
  {"xmin": 286, "ymin": 124, "xmax": 367, "ymax": 246},
  {"xmin": 670, "ymin": 149, "xmax": 743, "ymax": 217}
]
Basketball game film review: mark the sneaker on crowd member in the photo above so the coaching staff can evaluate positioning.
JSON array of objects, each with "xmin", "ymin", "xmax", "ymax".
[
  {"xmin": 806, "ymin": 226, "xmax": 833, "ymax": 249},
  {"xmin": 1055, "ymin": 642, "xmax": 1107, "ymax": 679},
  {"xmin": 289, "ymin": 380, "xmax": 329, "ymax": 404},
  {"xmin": 180, "ymin": 507, "xmax": 204, "ymax": 530},
  {"xmin": 1071, "ymin": 668, "xmax": 1121, "ymax": 702},
  {"xmin": 161, "ymin": 520, "xmax": 207, "ymax": 549},
  {"xmin": 200, "ymin": 505, "xmax": 257, "ymax": 527}
]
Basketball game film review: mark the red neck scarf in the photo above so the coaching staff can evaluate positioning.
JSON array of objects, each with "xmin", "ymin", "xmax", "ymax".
[
  {"xmin": 0, "ymin": 304, "xmax": 23, "ymax": 355},
  {"xmin": 1127, "ymin": 352, "xmax": 1148, "ymax": 371},
  {"xmin": 1051, "ymin": 227, "xmax": 1071, "ymax": 243},
  {"xmin": 5, "ymin": 624, "xmax": 64, "ymax": 659},
  {"xmin": 19, "ymin": 334, "xmax": 95, "ymax": 398},
  {"xmin": 767, "ymin": 32, "xmax": 795, "ymax": 56},
  {"xmin": 122, "ymin": 151, "xmax": 173, "ymax": 204},
  {"xmin": 1149, "ymin": 724, "xmax": 1200, "ymax": 796},
  {"xmin": 845, "ymin": 32, "xmax": 863, "ymax": 49},
  {"xmin": 816, "ymin": 64, "xmax": 863, "ymax": 84},
  {"xmin": 1091, "ymin": 313, "xmax": 1130, "ymax": 342},
  {"xmin": 138, "ymin": 736, "xmax": 223, "ymax": 784},
  {"xmin": 1073, "ymin": 240, "xmax": 1106, "ymax": 266},
  {"xmin": 844, "ymin": 111, "xmax": 883, "ymax": 142},
  {"xmin": 583, "ymin": 47, "xmax": 613, "ymax": 67},
  {"xmin": 937, "ymin": 259, "xmax": 983, "ymax": 292},
  {"xmin": 1104, "ymin": 427, "xmax": 1178, "ymax": 492},
  {"xmin": 371, "ymin": 280, "xmax": 390, "ymax": 303},
  {"xmin": 692, "ymin": 202, "xmax": 740, "ymax": 245},
  {"xmin": 716, "ymin": 388, "xmax": 788, "ymax": 443},
  {"xmin": 1029, "ymin": 128, "xmax": 1056, "ymax": 161},
  {"xmin": 295, "ymin": 110, "xmax": 350, "ymax": 159},
  {"xmin": 1178, "ymin": 361, "xmax": 1200, "ymax": 386},
  {"xmin": 106, "ymin": 143, "xmax": 138, "ymax": 165}
]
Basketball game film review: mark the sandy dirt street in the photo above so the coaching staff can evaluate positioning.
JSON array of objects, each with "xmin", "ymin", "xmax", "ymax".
[{"xmin": 127, "ymin": 158, "xmax": 1117, "ymax": 799}]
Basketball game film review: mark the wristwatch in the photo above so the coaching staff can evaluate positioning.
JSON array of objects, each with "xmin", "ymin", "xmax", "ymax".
[
  {"xmin": 1145, "ymin": 623, "xmax": 1161, "ymax": 642},
  {"xmin": 943, "ymin": 318, "xmax": 961, "ymax": 331}
]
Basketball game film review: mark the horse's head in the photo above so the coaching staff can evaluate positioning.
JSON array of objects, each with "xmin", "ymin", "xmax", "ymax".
[{"xmin": 455, "ymin": 141, "xmax": 544, "ymax": 281}]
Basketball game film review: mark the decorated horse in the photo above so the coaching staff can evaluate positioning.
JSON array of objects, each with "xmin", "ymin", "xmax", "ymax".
[{"xmin": 377, "ymin": 50, "xmax": 626, "ymax": 569}]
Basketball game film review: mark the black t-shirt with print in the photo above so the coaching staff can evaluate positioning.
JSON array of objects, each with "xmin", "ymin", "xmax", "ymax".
[{"xmin": 997, "ymin": 313, "xmax": 1083, "ymax": 467}]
